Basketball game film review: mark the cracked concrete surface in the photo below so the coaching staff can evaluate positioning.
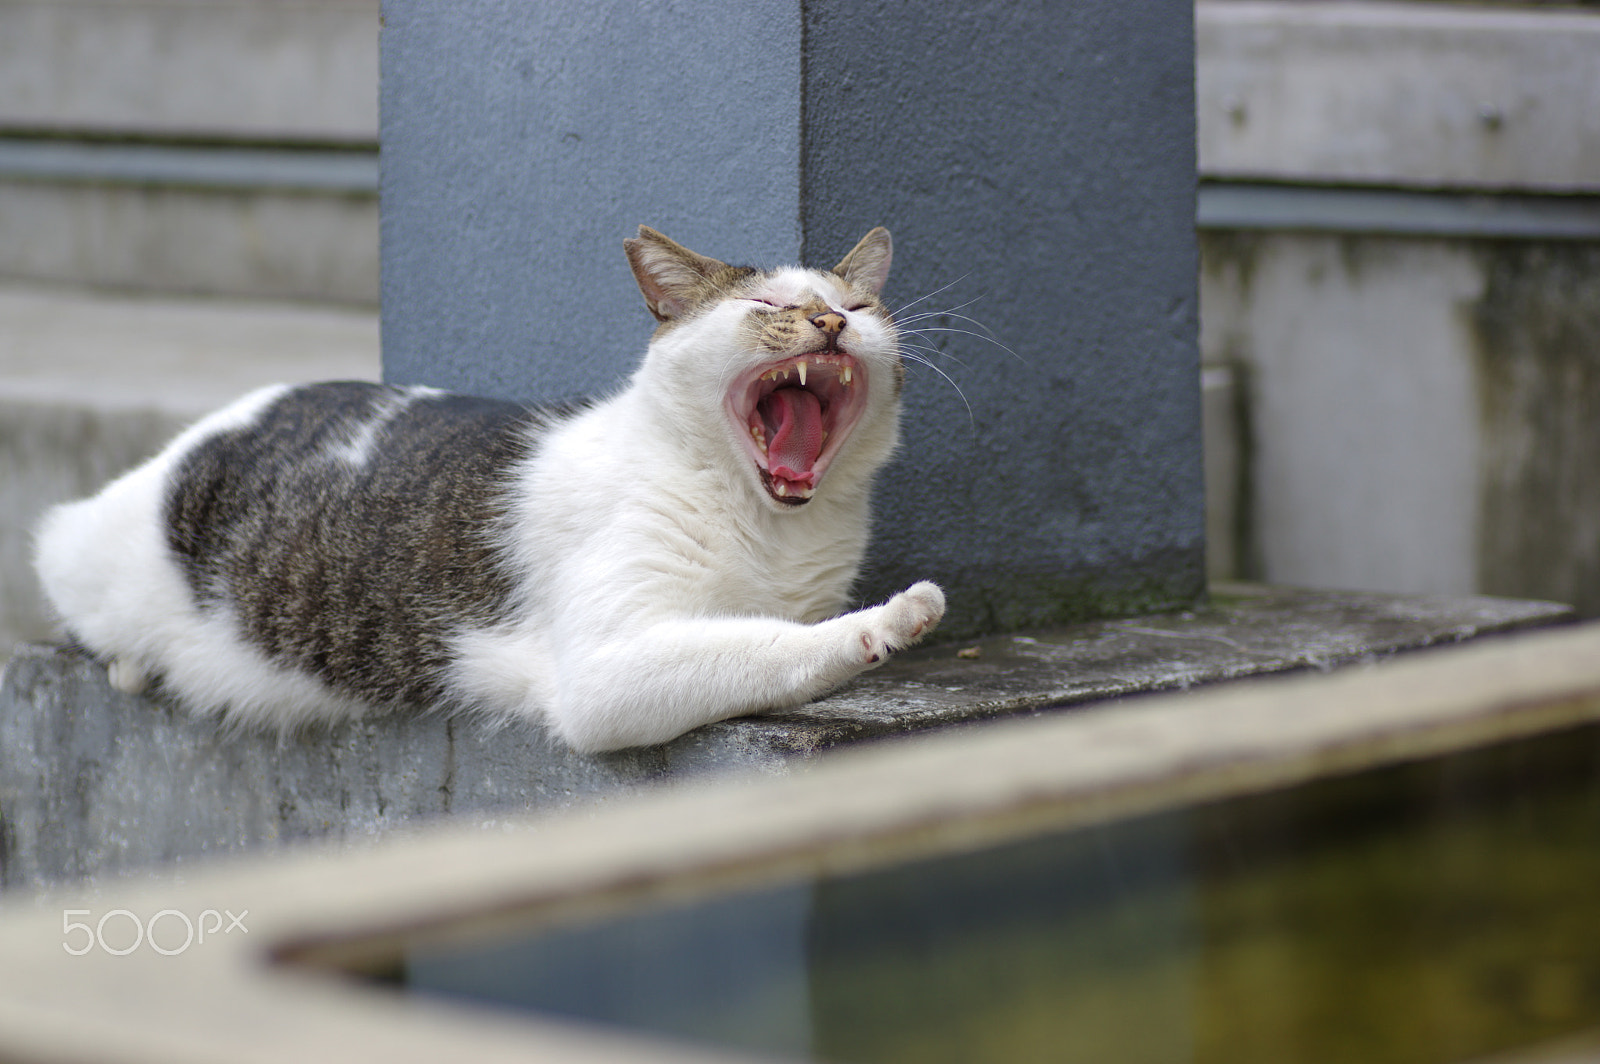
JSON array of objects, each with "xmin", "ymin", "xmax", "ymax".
[{"xmin": 0, "ymin": 584, "xmax": 1570, "ymax": 892}]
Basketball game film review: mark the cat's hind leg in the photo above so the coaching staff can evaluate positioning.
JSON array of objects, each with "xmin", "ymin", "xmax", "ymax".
[{"xmin": 547, "ymin": 581, "xmax": 945, "ymax": 753}]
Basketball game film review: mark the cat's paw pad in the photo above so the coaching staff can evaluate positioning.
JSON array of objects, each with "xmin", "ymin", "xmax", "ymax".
[
  {"xmin": 108, "ymin": 656, "xmax": 148, "ymax": 696},
  {"xmin": 860, "ymin": 581, "xmax": 946, "ymax": 664}
]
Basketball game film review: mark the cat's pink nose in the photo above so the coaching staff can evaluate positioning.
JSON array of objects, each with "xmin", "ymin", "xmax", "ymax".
[{"xmin": 811, "ymin": 311, "xmax": 845, "ymax": 335}]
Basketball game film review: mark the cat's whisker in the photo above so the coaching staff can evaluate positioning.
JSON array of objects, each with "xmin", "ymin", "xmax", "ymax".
[
  {"xmin": 898, "ymin": 337, "xmax": 971, "ymax": 369},
  {"xmin": 903, "ymin": 309, "xmax": 1005, "ymax": 343},
  {"xmin": 891, "ymin": 282, "xmax": 1021, "ymax": 367},
  {"xmin": 889, "ymin": 274, "xmax": 971, "ymax": 319},
  {"xmin": 903, "ymin": 325, "xmax": 1022, "ymax": 362},
  {"xmin": 898, "ymin": 347, "xmax": 976, "ymax": 427},
  {"xmin": 894, "ymin": 294, "xmax": 989, "ymax": 326}
]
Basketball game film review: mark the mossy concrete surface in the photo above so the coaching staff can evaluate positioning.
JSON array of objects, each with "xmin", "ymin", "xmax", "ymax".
[{"xmin": 0, "ymin": 585, "xmax": 1570, "ymax": 893}]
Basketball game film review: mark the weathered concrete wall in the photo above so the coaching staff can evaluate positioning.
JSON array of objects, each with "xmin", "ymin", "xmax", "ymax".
[
  {"xmin": 1196, "ymin": 1, "xmax": 1600, "ymax": 618},
  {"xmin": 380, "ymin": 0, "xmax": 1207, "ymax": 637},
  {"xmin": 1471, "ymin": 243, "xmax": 1600, "ymax": 616},
  {"xmin": 1201, "ymin": 234, "xmax": 1600, "ymax": 618},
  {"xmin": 0, "ymin": 587, "xmax": 1569, "ymax": 893},
  {"xmin": 1201, "ymin": 234, "xmax": 1483, "ymax": 595}
]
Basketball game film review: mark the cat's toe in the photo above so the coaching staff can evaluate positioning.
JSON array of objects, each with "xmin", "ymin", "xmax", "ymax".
[
  {"xmin": 901, "ymin": 581, "xmax": 946, "ymax": 637},
  {"xmin": 108, "ymin": 656, "xmax": 148, "ymax": 696}
]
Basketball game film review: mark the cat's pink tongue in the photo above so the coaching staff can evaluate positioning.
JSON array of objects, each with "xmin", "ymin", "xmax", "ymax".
[{"xmin": 762, "ymin": 387, "xmax": 824, "ymax": 484}]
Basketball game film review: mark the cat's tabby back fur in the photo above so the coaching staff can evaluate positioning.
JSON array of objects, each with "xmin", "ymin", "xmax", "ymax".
[{"xmin": 35, "ymin": 227, "xmax": 944, "ymax": 752}]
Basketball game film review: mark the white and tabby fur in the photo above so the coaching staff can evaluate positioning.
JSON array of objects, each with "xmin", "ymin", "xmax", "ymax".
[{"xmin": 34, "ymin": 227, "xmax": 944, "ymax": 753}]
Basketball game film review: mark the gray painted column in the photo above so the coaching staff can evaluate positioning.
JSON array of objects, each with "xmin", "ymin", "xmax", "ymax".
[
  {"xmin": 380, "ymin": 1, "xmax": 803, "ymax": 399},
  {"xmin": 381, "ymin": 0, "xmax": 1204, "ymax": 636}
]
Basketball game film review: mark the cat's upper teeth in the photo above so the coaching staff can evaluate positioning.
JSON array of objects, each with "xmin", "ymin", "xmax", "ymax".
[{"xmin": 757, "ymin": 358, "xmax": 855, "ymax": 386}]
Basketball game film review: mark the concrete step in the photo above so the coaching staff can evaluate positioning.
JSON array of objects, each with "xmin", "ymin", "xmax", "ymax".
[
  {"xmin": 0, "ymin": 0, "xmax": 377, "ymax": 142},
  {"xmin": 0, "ymin": 282, "xmax": 379, "ymax": 656},
  {"xmin": 0, "ymin": 176, "xmax": 379, "ymax": 303},
  {"xmin": 0, "ymin": 0, "xmax": 379, "ymax": 301}
]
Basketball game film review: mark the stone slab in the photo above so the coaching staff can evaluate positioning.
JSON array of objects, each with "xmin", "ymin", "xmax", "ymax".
[{"xmin": 0, "ymin": 585, "xmax": 1569, "ymax": 893}]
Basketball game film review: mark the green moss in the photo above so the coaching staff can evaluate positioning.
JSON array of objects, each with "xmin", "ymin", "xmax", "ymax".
[
  {"xmin": 931, "ymin": 549, "xmax": 1209, "ymax": 640},
  {"xmin": 1468, "ymin": 241, "xmax": 1600, "ymax": 618}
]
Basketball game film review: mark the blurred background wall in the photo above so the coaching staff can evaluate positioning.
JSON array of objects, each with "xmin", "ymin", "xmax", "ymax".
[
  {"xmin": 1, "ymin": 0, "xmax": 1598, "ymax": 660},
  {"xmin": 0, "ymin": 0, "xmax": 379, "ymax": 300},
  {"xmin": 1196, "ymin": 0, "xmax": 1600, "ymax": 619},
  {"xmin": 0, "ymin": 0, "xmax": 383, "ymax": 658}
]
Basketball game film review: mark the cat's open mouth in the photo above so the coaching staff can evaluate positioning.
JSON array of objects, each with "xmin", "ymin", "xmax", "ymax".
[{"xmin": 727, "ymin": 352, "xmax": 868, "ymax": 505}]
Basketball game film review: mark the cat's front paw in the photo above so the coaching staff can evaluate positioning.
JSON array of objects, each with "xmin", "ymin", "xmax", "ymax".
[{"xmin": 859, "ymin": 580, "xmax": 945, "ymax": 664}]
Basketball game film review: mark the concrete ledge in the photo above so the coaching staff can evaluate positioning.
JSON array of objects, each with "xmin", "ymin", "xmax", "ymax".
[
  {"xmin": 0, "ymin": 585, "xmax": 1569, "ymax": 893},
  {"xmin": 2, "ymin": 607, "xmax": 1598, "ymax": 1064}
]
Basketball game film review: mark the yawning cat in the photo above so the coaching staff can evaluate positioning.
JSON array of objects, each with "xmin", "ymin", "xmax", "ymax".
[{"xmin": 34, "ymin": 226, "xmax": 945, "ymax": 752}]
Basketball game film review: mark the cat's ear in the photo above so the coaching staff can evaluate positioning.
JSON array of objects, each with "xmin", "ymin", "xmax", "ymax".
[
  {"xmin": 832, "ymin": 227, "xmax": 893, "ymax": 295},
  {"xmin": 623, "ymin": 226, "xmax": 728, "ymax": 322}
]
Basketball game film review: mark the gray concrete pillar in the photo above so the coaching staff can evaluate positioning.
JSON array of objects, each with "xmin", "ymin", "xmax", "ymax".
[{"xmin": 380, "ymin": 0, "xmax": 1205, "ymax": 636}]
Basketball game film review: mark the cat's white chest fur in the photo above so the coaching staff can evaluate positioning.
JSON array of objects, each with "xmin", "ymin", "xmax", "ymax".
[{"xmin": 34, "ymin": 226, "xmax": 945, "ymax": 753}]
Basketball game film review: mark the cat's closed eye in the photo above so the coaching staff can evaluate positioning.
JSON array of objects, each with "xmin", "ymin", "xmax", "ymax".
[{"xmin": 749, "ymin": 298, "xmax": 872, "ymax": 314}]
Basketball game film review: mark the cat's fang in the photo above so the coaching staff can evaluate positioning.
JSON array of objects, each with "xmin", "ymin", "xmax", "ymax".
[
  {"xmin": 841, "ymin": 365, "xmax": 852, "ymax": 385},
  {"xmin": 797, "ymin": 361, "xmax": 807, "ymax": 386}
]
